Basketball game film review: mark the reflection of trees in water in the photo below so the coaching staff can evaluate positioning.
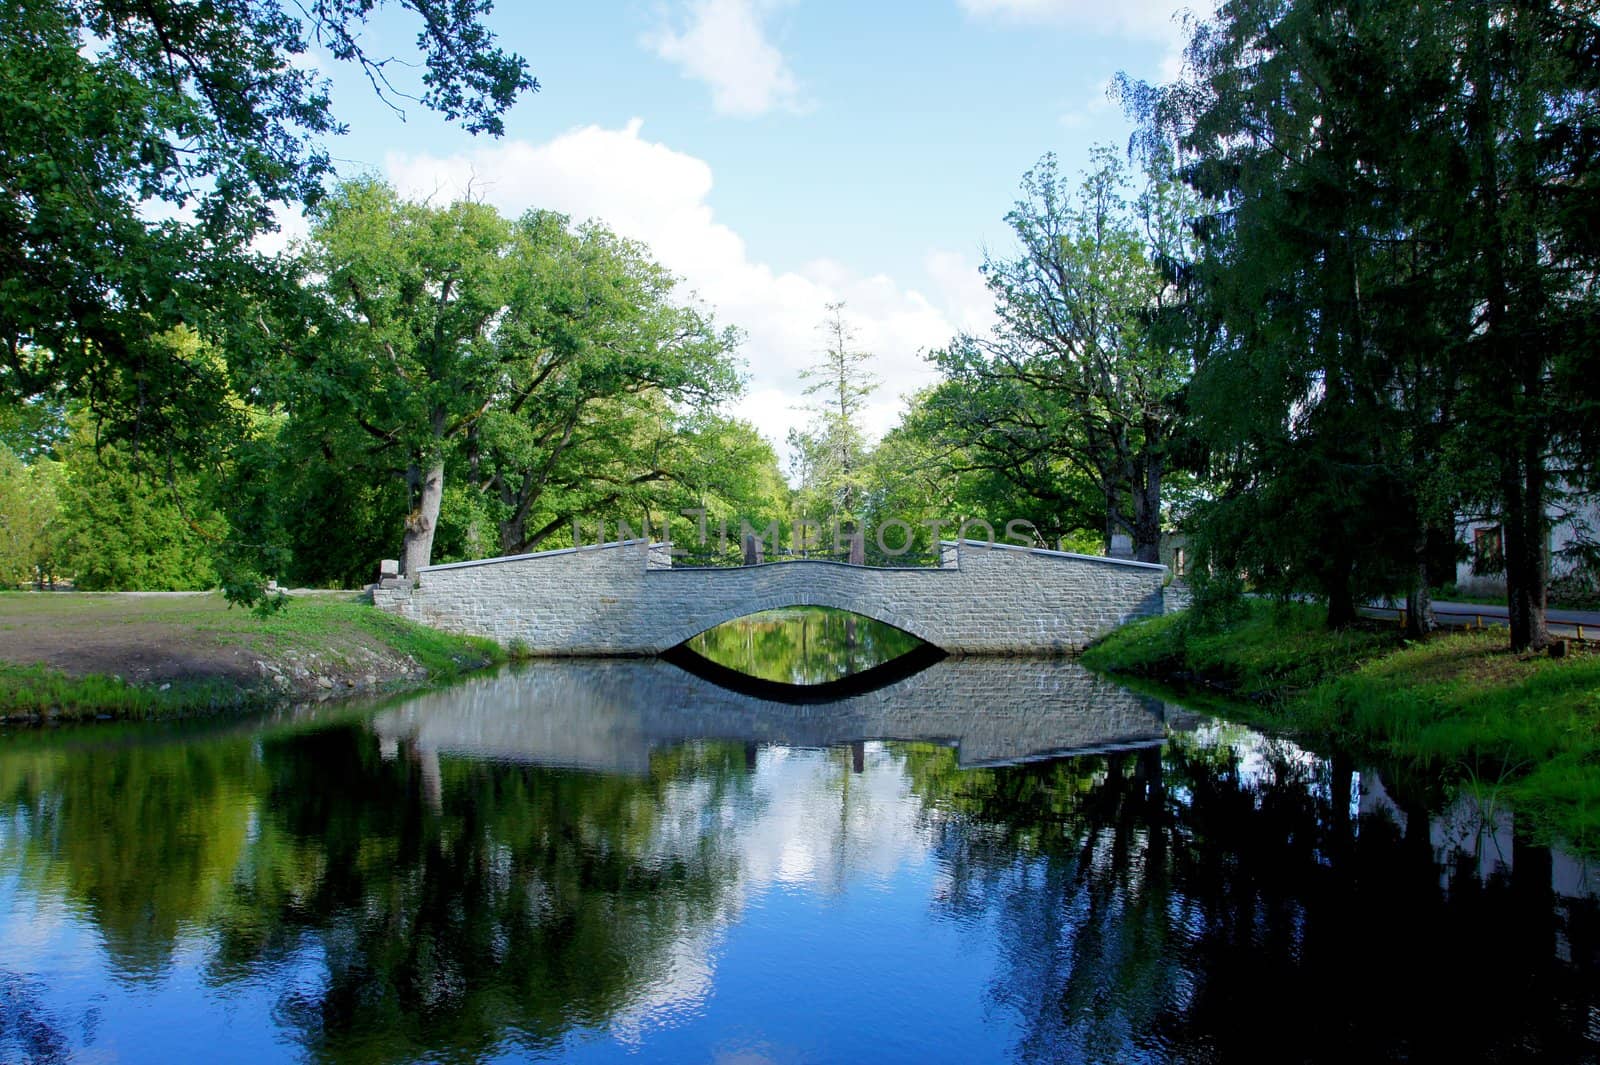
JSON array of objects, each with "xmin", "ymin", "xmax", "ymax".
[
  {"xmin": 687, "ymin": 607, "xmax": 922, "ymax": 684},
  {"xmin": 898, "ymin": 734, "xmax": 1600, "ymax": 1064},
  {"xmin": 0, "ymin": 727, "xmax": 758, "ymax": 1064},
  {"xmin": 0, "ymin": 741, "xmax": 259, "ymax": 974},
  {"xmin": 0, "ymin": 971, "xmax": 75, "ymax": 1065},
  {"xmin": 209, "ymin": 727, "xmax": 756, "ymax": 1062}
]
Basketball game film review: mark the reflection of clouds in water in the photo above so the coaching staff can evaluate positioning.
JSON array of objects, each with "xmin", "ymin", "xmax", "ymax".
[
  {"xmin": 605, "ymin": 742, "xmax": 937, "ymax": 1044},
  {"xmin": 0, "ymin": 888, "xmax": 81, "ymax": 967},
  {"xmin": 1186, "ymin": 719, "xmax": 1323, "ymax": 794},
  {"xmin": 1184, "ymin": 719, "xmax": 1600, "ymax": 898},
  {"xmin": 611, "ymin": 922, "xmax": 720, "ymax": 1043},
  {"xmin": 740, "ymin": 746, "xmax": 930, "ymax": 890}
]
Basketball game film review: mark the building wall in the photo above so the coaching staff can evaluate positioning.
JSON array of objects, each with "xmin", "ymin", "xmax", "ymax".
[
  {"xmin": 374, "ymin": 539, "xmax": 1168, "ymax": 655},
  {"xmin": 1456, "ymin": 493, "xmax": 1600, "ymax": 597}
]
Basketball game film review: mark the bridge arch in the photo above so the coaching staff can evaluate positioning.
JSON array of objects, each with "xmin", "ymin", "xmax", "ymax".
[{"xmin": 373, "ymin": 539, "xmax": 1168, "ymax": 655}]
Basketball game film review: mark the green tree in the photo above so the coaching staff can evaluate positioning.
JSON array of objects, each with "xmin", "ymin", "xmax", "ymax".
[
  {"xmin": 52, "ymin": 421, "xmax": 226, "ymax": 590},
  {"xmin": 928, "ymin": 149, "xmax": 1198, "ymax": 563},
  {"xmin": 301, "ymin": 179, "xmax": 519, "ymax": 576},
  {"xmin": 467, "ymin": 221, "xmax": 742, "ymax": 557},
  {"xmin": 1126, "ymin": 0, "xmax": 1600, "ymax": 643},
  {"xmin": 297, "ymin": 184, "xmax": 741, "ymax": 575},
  {"xmin": 788, "ymin": 302, "xmax": 879, "ymax": 535},
  {"xmin": 0, "ymin": 448, "xmax": 61, "ymax": 588},
  {"xmin": 0, "ymin": 0, "xmax": 532, "ymax": 455}
]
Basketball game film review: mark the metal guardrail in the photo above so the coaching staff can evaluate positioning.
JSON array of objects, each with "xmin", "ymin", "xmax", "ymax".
[{"xmin": 1365, "ymin": 605, "xmax": 1589, "ymax": 640}]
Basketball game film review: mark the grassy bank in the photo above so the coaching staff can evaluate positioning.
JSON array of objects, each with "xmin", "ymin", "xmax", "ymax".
[
  {"xmin": 0, "ymin": 592, "xmax": 505, "ymax": 721},
  {"xmin": 1082, "ymin": 601, "xmax": 1600, "ymax": 849}
]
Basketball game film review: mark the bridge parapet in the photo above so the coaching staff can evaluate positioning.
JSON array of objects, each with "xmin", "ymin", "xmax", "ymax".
[{"xmin": 374, "ymin": 538, "xmax": 1166, "ymax": 655}]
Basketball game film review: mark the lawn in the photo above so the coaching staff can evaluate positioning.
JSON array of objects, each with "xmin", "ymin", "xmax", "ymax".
[{"xmin": 0, "ymin": 591, "xmax": 505, "ymax": 720}]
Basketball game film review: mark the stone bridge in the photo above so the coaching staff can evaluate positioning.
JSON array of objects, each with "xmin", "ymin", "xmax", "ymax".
[{"xmin": 373, "ymin": 538, "xmax": 1167, "ymax": 655}]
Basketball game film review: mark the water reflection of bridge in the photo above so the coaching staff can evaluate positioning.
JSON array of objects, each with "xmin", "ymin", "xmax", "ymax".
[{"xmin": 369, "ymin": 657, "xmax": 1183, "ymax": 776}]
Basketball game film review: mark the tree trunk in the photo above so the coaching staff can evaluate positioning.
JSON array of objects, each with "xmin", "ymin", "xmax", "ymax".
[
  {"xmin": 1405, "ymin": 526, "xmax": 1436, "ymax": 639},
  {"xmin": 1104, "ymin": 483, "xmax": 1125, "ymax": 556},
  {"xmin": 1503, "ymin": 448, "xmax": 1549, "ymax": 651},
  {"xmin": 1326, "ymin": 550, "xmax": 1357, "ymax": 629},
  {"xmin": 1132, "ymin": 457, "xmax": 1163, "ymax": 564},
  {"xmin": 500, "ymin": 511, "xmax": 525, "ymax": 557},
  {"xmin": 401, "ymin": 458, "xmax": 445, "ymax": 579}
]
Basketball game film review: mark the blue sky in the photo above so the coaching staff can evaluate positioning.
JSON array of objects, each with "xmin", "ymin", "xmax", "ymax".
[{"xmin": 295, "ymin": 0, "xmax": 1195, "ymax": 453}]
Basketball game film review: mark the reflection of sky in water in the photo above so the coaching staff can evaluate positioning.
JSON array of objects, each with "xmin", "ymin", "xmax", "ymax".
[{"xmin": 598, "ymin": 743, "xmax": 947, "ymax": 1049}]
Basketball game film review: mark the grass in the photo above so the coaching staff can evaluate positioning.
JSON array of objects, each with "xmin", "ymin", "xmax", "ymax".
[
  {"xmin": 0, "ymin": 663, "xmax": 256, "ymax": 719},
  {"xmin": 1083, "ymin": 600, "xmax": 1600, "ymax": 851},
  {"xmin": 0, "ymin": 592, "xmax": 506, "ymax": 721},
  {"xmin": 1082, "ymin": 600, "xmax": 1398, "ymax": 700}
]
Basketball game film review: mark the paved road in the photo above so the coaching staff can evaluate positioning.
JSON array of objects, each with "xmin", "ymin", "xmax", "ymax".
[{"xmin": 1362, "ymin": 599, "xmax": 1600, "ymax": 638}]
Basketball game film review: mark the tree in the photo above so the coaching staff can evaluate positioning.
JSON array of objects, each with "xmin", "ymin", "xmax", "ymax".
[
  {"xmin": 1126, "ymin": 0, "xmax": 1600, "ymax": 644},
  {"xmin": 929, "ymin": 148, "xmax": 1198, "ymax": 563},
  {"xmin": 0, "ymin": 448, "xmax": 60, "ymax": 588},
  {"xmin": 1448, "ymin": 0, "xmax": 1600, "ymax": 649},
  {"xmin": 469, "ymin": 222, "xmax": 741, "ymax": 557},
  {"xmin": 788, "ymin": 302, "xmax": 879, "ymax": 531},
  {"xmin": 52, "ymin": 420, "xmax": 226, "ymax": 590},
  {"xmin": 1, "ymin": 0, "xmax": 534, "ymax": 451},
  {"xmin": 298, "ymin": 182, "xmax": 741, "ymax": 576},
  {"xmin": 302, "ymin": 179, "xmax": 519, "ymax": 576},
  {"xmin": 861, "ymin": 384, "xmax": 1104, "ymax": 561}
]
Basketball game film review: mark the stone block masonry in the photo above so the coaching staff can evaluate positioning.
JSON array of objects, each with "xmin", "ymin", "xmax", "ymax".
[{"xmin": 372, "ymin": 539, "xmax": 1168, "ymax": 655}]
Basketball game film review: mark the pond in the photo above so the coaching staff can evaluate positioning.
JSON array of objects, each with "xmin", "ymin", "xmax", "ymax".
[{"xmin": 1, "ymin": 646, "xmax": 1597, "ymax": 1063}]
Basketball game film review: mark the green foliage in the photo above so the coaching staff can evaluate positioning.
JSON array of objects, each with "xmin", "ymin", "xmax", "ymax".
[
  {"xmin": 789, "ymin": 302, "xmax": 879, "ymax": 527},
  {"xmin": 1086, "ymin": 603, "xmax": 1600, "ymax": 847},
  {"xmin": 52, "ymin": 422, "xmax": 225, "ymax": 591},
  {"xmin": 1084, "ymin": 600, "xmax": 1397, "ymax": 699},
  {"xmin": 923, "ymin": 147, "xmax": 1201, "ymax": 562},
  {"xmin": 0, "ymin": 663, "xmax": 251, "ymax": 719},
  {"xmin": 0, "ymin": 447, "xmax": 60, "ymax": 587},
  {"xmin": 0, "ymin": 0, "xmax": 532, "ymax": 446},
  {"xmin": 290, "ymin": 182, "xmax": 748, "ymax": 574},
  {"xmin": 1124, "ymin": 0, "xmax": 1600, "ymax": 644},
  {"xmin": 686, "ymin": 607, "xmax": 922, "ymax": 684}
]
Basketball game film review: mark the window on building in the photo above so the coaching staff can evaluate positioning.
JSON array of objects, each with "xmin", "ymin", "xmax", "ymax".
[
  {"xmin": 1174, "ymin": 547, "xmax": 1186, "ymax": 577},
  {"xmin": 1473, "ymin": 525, "xmax": 1503, "ymax": 575}
]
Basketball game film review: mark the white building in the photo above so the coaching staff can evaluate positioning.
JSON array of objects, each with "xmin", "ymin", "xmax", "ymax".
[{"xmin": 1455, "ymin": 489, "xmax": 1600, "ymax": 598}]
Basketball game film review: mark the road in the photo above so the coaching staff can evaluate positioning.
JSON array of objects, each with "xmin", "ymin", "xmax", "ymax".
[{"xmin": 1361, "ymin": 599, "xmax": 1600, "ymax": 639}]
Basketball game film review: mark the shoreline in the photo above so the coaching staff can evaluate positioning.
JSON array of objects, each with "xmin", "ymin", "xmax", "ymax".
[
  {"xmin": 0, "ymin": 590, "xmax": 506, "ymax": 723},
  {"xmin": 1081, "ymin": 601, "xmax": 1600, "ymax": 854}
]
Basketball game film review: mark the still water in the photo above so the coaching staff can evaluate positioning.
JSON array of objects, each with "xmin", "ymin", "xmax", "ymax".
[
  {"xmin": 1, "ymin": 650, "xmax": 1597, "ymax": 1063},
  {"xmin": 684, "ymin": 607, "xmax": 924, "ymax": 685}
]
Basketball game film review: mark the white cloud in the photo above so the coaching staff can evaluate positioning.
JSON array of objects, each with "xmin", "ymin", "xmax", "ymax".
[
  {"xmin": 645, "ymin": 0, "xmax": 806, "ymax": 117},
  {"xmin": 960, "ymin": 0, "xmax": 1199, "ymax": 82},
  {"xmin": 958, "ymin": 0, "xmax": 1187, "ymax": 41},
  {"xmin": 384, "ymin": 120, "xmax": 991, "ymax": 459},
  {"xmin": 1058, "ymin": 75, "xmax": 1119, "ymax": 129}
]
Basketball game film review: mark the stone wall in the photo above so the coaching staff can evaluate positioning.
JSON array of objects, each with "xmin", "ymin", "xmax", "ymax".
[{"xmin": 374, "ymin": 538, "xmax": 1167, "ymax": 655}]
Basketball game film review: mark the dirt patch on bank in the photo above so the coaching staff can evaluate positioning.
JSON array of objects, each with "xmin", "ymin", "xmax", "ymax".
[{"xmin": 0, "ymin": 592, "xmax": 434, "ymax": 702}]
